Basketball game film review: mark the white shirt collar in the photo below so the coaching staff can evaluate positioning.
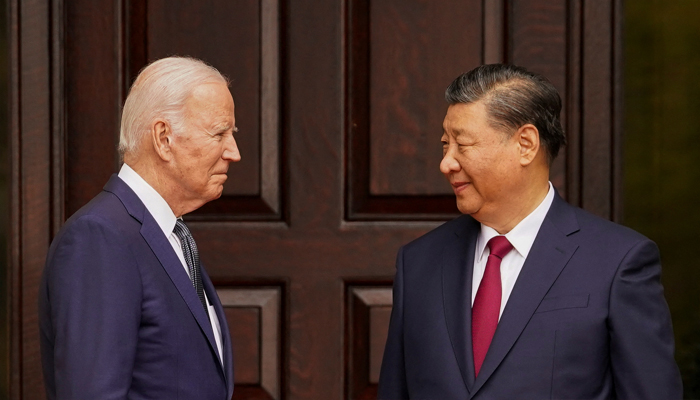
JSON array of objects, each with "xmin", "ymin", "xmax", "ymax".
[
  {"xmin": 476, "ymin": 182, "xmax": 555, "ymax": 261},
  {"xmin": 118, "ymin": 163, "xmax": 177, "ymax": 238}
]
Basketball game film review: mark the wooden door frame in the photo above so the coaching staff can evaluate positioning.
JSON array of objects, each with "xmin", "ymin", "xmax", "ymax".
[
  {"xmin": 6, "ymin": 0, "xmax": 624, "ymax": 398},
  {"xmin": 9, "ymin": 0, "xmax": 65, "ymax": 397}
]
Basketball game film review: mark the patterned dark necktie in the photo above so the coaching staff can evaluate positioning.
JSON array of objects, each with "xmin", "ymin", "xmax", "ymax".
[
  {"xmin": 472, "ymin": 235, "xmax": 513, "ymax": 377},
  {"xmin": 173, "ymin": 219, "xmax": 209, "ymax": 316}
]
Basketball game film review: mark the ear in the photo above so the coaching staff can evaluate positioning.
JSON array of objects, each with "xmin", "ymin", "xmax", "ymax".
[
  {"xmin": 516, "ymin": 123, "xmax": 541, "ymax": 166},
  {"xmin": 150, "ymin": 119, "xmax": 174, "ymax": 162}
]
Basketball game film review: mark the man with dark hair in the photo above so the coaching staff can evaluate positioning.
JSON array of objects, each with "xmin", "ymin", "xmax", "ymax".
[{"xmin": 378, "ymin": 64, "xmax": 681, "ymax": 399}]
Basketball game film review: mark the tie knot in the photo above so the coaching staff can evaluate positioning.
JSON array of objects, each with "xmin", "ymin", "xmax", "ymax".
[
  {"xmin": 487, "ymin": 236, "xmax": 512, "ymax": 259},
  {"xmin": 173, "ymin": 219, "xmax": 192, "ymax": 240}
]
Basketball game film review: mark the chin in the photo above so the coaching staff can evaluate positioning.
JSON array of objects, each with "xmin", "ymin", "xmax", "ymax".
[
  {"xmin": 211, "ymin": 186, "xmax": 224, "ymax": 200},
  {"xmin": 199, "ymin": 187, "xmax": 224, "ymax": 205},
  {"xmin": 456, "ymin": 199, "xmax": 480, "ymax": 216}
]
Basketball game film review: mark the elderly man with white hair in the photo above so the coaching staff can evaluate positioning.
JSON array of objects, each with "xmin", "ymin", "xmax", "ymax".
[{"xmin": 39, "ymin": 56, "xmax": 239, "ymax": 400}]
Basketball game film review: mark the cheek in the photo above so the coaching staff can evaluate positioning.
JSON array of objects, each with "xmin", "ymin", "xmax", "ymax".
[
  {"xmin": 204, "ymin": 143, "xmax": 225, "ymax": 164},
  {"xmin": 456, "ymin": 152, "xmax": 490, "ymax": 178},
  {"xmin": 189, "ymin": 147, "xmax": 221, "ymax": 176},
  {"xmin": 464, "ymin": 154, "xmax": 510, "ymax": 192},
  {"xmin": 452, "ymin": 152, "xmax": 472, "ymax": 173}
]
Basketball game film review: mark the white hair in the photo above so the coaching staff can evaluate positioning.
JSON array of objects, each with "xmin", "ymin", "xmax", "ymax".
[{"xmin": 119, "ymin": 56, "xmax": 229, "ymax": 155}]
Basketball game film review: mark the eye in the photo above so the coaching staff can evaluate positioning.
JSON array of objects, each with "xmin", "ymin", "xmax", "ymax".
[{"xmin": 456, "ymin": 138, "xmax": 475, "ymax": 147}]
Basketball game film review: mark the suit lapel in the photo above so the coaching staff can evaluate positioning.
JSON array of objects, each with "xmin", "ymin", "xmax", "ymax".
[
  {"xmin": 201, "ymin": 269, "xmax": 235, "ymax": 398},
  {"xmin": 138, "ymin": 213, "xmax": 221, "ymax": 355},
  {"xmin": 103, "ymin": 175, "xmax": 222, "ymax": 376},
  {"xmin": 470, "ymin": 194, "xmax": 580, "ymax": 396},
  {"xmin": 442, "ymin": 216, "xmax": 480, "ymax": 393}
]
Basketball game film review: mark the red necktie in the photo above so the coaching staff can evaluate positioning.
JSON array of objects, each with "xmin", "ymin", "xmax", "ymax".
[{"xmin": 472, "ymin": 235, "xmax": 513, "ymax": 377}]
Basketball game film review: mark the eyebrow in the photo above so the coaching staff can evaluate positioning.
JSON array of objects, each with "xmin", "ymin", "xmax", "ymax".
[
  {"xmin": 443, "ymin": 127, "xmax": 467, "ymax": 137},
  {"xmin": 209, "ymin": 121, "xmax": 233, "ymax": 134}
]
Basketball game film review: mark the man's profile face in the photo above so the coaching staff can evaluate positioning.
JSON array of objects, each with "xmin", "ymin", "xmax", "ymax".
[
  {"xmin": 440, "ymin": 100, "xmax": 521, "ymax": 222},
  {"xmin": 169, "ymin": 82, "xmax": 240, "ymax": 207}
]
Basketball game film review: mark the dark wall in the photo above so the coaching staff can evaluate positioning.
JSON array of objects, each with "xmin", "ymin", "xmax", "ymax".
[
  {"xmin": 1, "ymin": 0, "xmax": 10, "ymax": 397},
  {"xmin": 624, "ymin": 1, "xmax": 700, "ymax": 395}
]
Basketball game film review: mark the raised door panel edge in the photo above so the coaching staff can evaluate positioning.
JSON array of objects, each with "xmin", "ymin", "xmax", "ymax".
[
  {"xmin": 345, "ymin": 285, "xmax": 393, "ymax": 400},
  {"xmin": 218, "ymin": 287, "xmax": 283, "ymax": 400}
]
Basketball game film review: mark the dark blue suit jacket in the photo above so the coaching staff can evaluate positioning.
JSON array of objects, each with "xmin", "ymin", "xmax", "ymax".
[
  {"xmin": 378, "ymin": 194, "xmax": 682, "ymax": 399},
  {"xmin": 39, "ymin": 175, "xmax": 234, "ymax": 400}
]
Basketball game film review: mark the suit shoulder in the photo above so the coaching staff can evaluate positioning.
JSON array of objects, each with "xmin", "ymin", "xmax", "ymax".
[
  {"xmin": 68, "ymin": 190, "xmax": 137, "ymax": 227},
  {"xmin": 555, "ymin": 202, "xmax": 655, "ymax": 262},
  {"xmin": 52, "ymin": 191, "xmax": 140, "ymax": 249},
  {"xmin": 44, "ymin": 191, "xmax": 143, "ymax": 280},
  {"xmin": 401, "ymin": 215, "xmax": 477, "ymax": 253},
  {"xmin": 570, "ymin": 205, "xmax": 649, "ymax": 244}
]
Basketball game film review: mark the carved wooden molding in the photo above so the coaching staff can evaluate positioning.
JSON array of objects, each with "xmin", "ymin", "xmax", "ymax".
[
  {"xmin": 346, "ymin": 286, "xmax": 393, "ymax": 399},
  {"xmin": 218, "ymin": 287, "xmax": 282, "ymax": 400},
  {"xmin": 484, "ymin": 0, "xmax": 506, "ymax": 64}
]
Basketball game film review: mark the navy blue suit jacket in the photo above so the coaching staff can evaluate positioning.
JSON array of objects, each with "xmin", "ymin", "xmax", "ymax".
[
  {"xmin": 39, "ymin": 175, "xmax": 234, "ymax": 399},
  {"xmin": 378, "ymin": 194, "xmax": 682, "ymax": 399}
]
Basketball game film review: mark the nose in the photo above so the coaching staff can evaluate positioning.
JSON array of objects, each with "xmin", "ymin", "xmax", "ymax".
[
  {"xmin": 440, "ymin": 146, "xmax": 460, "ymax": 175},
  {"xmin": 223, "ymin": 134, "xmax": 241, "ymax": 162}
]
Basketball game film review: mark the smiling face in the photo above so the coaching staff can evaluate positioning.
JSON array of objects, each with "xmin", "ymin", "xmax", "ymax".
[
  {"xmin": 168, "ymin": 82, "xmax": 241, "ymax": 211},
  {"xmin": 440, "ymin": 101, "xmax": 524, "ymax": 226}
]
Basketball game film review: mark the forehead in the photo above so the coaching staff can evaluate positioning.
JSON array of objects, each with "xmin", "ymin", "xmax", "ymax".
[
  {"xmin": 185, "ymin": 82, "xmax": 235, "ymax": 122},
  {"xmin": 442, "ymin": 101, "xmax": 491, "ymax": 135}
]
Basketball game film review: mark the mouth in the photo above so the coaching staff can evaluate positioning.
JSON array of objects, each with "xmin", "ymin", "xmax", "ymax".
[
  {"xmin": 212, "ymin": 172, "xmax": 228, "ymax": 181},
  {"xmin": 451, "ymin": 181, "xmax": 470, "ymax": 194}
]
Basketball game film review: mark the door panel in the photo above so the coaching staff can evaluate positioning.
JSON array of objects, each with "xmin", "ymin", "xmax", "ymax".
[
  {"xmin": 363, "ymin": 0, "xmax": 482, "ymax": 197},
  {"xmin": 147, "ymin": 0, "xmax": 264, "ymax": 197},
  {"xmin": 9, "ymin": 0, "xmax": 622, "ymax": 399}
]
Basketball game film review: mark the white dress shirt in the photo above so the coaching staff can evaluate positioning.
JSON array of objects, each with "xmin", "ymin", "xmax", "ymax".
[
  {"xmin": 118, "ymin": 163, "xmax": 224, "ymax": 363},
  {"xmin": 471, "ymin": 182, "xmax": 555, "ymax": 319}
]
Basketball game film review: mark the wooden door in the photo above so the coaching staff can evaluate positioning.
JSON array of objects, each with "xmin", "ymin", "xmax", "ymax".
[{"xmin": 9, "ymin": 1, "xmax": 622, "ymax": 399}]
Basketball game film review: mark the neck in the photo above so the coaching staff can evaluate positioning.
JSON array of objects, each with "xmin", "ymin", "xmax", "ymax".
[
  {"xmin": 478, "ymin": 179, "xmax": 550, "ymax": 235},
  {"xmin": 124, "ymin": 154, "xmax": 195, "ymax": 217}
]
